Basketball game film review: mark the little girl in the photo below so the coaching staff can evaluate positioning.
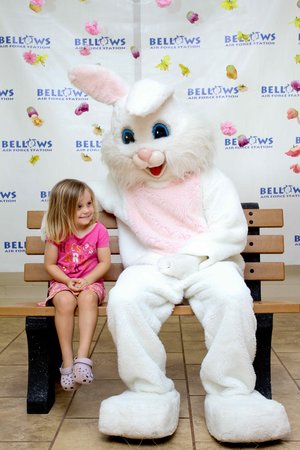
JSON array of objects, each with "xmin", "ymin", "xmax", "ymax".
[{"xmin": 43, "ymin": 179, "xmax": 111, "ymax": 391}]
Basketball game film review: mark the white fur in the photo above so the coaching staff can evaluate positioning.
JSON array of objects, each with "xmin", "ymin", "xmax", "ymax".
[
  {"xmin": 205, "ymin": 392, "xmax": 291, "ymax": 443},
  {"xmin": 68, "ymin": 65, "xmax": 291, "ymax": 444},
  {"xmin": 99, "ymin": 390, "xmax": 180, "ymax": 438}
]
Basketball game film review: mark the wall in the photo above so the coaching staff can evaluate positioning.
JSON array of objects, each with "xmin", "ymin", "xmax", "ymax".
[{"xmin": 0, "ymin": 0, "xmax": 299, "ymax": 271}]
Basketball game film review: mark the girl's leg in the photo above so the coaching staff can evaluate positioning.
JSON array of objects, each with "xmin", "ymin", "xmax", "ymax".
[
  {"xmin": 76, "ymin": 289, "xmax": 99, "ymax": 358},
  {"xmin": 52, "ymin": 291, "xmax": 77, "ymax": 368}
]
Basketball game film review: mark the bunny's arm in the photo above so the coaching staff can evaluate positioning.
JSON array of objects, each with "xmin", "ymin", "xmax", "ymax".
[{"xmin": 178, "ymin": 166, "xmax": 247, "ymax": 268}]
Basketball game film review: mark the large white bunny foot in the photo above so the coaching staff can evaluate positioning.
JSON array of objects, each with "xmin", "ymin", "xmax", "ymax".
[
  {"xmin": 204, "ymin": 391, "xmax": 290, "ymax": 443},
  {"xmin": 99, "ymin": 389, "xmax": 180, "ymax": 438}
]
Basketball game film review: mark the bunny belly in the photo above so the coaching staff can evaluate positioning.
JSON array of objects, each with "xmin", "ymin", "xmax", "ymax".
[{"xmin": 124, "ymin": 173, "xmax": 207, "ymax": 255}]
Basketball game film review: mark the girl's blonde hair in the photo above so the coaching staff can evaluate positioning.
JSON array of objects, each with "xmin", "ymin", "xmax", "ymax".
[{"xmin": 45, "ymin": 179, "xmax": 97, "ymax": 243}]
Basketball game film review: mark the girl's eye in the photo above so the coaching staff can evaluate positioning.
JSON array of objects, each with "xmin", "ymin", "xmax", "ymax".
[
  {"xmin": 152, "ymin": 123, "xmax": 169, "ymax": 139},
  {"xmin": 122, "ymin": 128, "xmax": 135, "ymax": 144}
]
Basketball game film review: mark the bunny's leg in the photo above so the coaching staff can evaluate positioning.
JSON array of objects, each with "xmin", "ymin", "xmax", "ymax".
[
  {"xmin": 99, "ymin": 265, "xmax": 184, "ymax": 439},
  {"xmin": 186, "ymin": 260, "xmax": 290, "ymax": 443}
]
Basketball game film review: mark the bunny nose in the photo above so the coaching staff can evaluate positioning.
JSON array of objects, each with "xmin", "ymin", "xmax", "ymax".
[{"xmin": 137, "ymin": 147, "xmax": 153, "ymax": 163}]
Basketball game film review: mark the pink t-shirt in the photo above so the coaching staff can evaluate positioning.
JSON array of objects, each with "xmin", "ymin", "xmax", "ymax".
[{"xmin": 48, "ymin": 222, "xmax": 109, "ymax": 279}]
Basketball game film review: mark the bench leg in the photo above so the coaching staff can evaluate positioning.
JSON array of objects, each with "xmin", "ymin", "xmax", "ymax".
[
  {"xmin": 253, "ymin": 313, "xmax": 273, "ymax": 399},
  {"xmin": 25, "ymin": 316, "xmax": 61, "ymax": 413}
]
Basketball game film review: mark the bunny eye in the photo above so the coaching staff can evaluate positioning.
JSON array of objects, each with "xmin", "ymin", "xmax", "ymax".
[
  {"xmin": 152, "ymin": 123, "xmax": 169, "ymax": 139},
  {"xmin": 122, "ymin": 128, "xmax": 135, "ymax": 145}
]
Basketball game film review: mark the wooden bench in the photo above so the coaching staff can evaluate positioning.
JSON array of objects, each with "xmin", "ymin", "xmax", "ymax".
[{"xmin": 1, "ymin": 203, "xmax": 299, "ymax": 414}]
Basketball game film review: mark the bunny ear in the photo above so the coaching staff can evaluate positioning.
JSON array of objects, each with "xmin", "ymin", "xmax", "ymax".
[
  {"xmin": 126, "ymin": 79, "xmax": 174, "ymax": 117},
  {"xmin": 68, "ymin": 64, "xmax": 129, "ymax": 105}
]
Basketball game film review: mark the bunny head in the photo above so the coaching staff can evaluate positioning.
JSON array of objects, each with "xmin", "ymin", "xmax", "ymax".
[{"xmin": 69, "ymin": 64, "xmax": 215, "ymax": 189}]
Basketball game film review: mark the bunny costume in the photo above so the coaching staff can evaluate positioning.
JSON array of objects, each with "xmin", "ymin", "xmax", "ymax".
[{"xmin": 69, "ymin": 65, "xmax": 290, "ymax": 443}]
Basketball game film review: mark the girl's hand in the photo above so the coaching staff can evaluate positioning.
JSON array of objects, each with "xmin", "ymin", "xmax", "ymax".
[
  {"xmin": 67, "ymin": 278, "xmax": 83, "ymax": 292},
  {"xmin": 71, "ymin": 278, "xmax": 89, "ymax": 291}
]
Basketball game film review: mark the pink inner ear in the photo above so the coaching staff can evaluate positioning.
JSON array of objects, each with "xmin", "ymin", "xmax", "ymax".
[{"xmin": 68, "ymin": 65, "xmax": 129, "ymax": 105}]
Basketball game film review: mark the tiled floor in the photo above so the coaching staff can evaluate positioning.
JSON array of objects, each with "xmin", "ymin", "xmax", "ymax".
[{"xmin": 0, "ymin": 272, "xmax": 299, "ymax": 449}]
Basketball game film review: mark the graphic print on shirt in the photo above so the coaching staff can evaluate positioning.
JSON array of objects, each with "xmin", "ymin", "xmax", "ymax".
[{"xmin": 61, "ymin": 241, "xmax": 96, "ymax": 274}]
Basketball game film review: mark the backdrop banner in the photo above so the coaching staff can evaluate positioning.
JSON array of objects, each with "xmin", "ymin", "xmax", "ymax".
[{"xmin": 0, "ymin": 0, "xmax": 299, "ymax": 271}]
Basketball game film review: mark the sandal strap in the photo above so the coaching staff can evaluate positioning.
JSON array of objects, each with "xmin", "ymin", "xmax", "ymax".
[
  {"xmin": 60, "ymin": 365, "xmax": 73, "ymax": 375},
  {"xmin": 74, "ymin": 357, "xmax": 93, "ymax": 368}
]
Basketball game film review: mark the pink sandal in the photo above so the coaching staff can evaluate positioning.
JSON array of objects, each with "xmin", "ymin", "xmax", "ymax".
[
  {"xmin": 60, "ymin": 366, "xmax": 81, "ymax": 391},
  {"xmin": 73, "ymin": 357, "xmax": 94, "ymax": 384}
]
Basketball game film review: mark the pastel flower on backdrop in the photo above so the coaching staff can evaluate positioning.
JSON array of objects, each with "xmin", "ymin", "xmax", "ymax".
[
  {"xmin": 290, "ymin": 163, "xmax": 300, "ymax": 173},
  {"xmin": 75, "ymin": 102, "xmax": 89, "ymax": 115},
  {"xmin": 285, "ymin": 145, "xmax": 300, "ymax": 157},
  {"xmin": 92, "ymin": 124, "xmax": 103, "ymax": 136},
  {"xmin": 179, "ymin": 64, "xmax": 190, "ymax": 77},
  {"xmin": 289, "ymin": 17, "xmax": 300, "ymax": 28},
  {"xmin": 80, "ymin": 46, "xmax": 91, "ymax": 56},
  {"xmin": 130, "ymin": 46, "xmax": 140, "ymax": 59},
  {"xmin": 295, "ymin": 54, "xmax": 300, "ymax": 63},
  {"xmin": 29, "ymin": 0, "xmax": 45, "ymax": 13},
  {"xmin": 81, "ymin": 153, "xmax": 92, "ymax": 162},
  {"xmin": 186, "ymin": 11, "xmax": 199, "ymax": 24},
  {"xmin": 220, "ymin": 121, "xmax": 237, "ymax": 136},
  {"xmin": 155, "ymin": 55, "xmax": 171, "ymax": 71},
  {"xmin": 27, "ymin": 106, "xmax": 44, "ymax": 126},
  {"xmin": 237, "ymin": 31, "xmax": 250, "ymax": 42},
  {"xmin": 298, "ymin": 0, "xmax": 300, "ymax": 7},
  {"xmin": 220, "ymin": 0, "xmax": 238, "ymax": 11},
  {"xmin": 287, "ymin": 107, "xmax": 300, "ymax": 121},
  {"xmin": 29, "ymin": 155, "xmax": 40, "ymax": 165},
  {"xmin": 23, "ymin": 51, "xmax": 47, "ymax": 66},
  {"xmin": 237, "ymin": 84, "xmax": 248, "ymax": 92},
  {"xmin": 23, "ymin": 50, "xmax": 37, "ymax": 64},
  {"xmin": 226, "ymin": 64, "xmax": 237, "ymax": 80},
  {"xmin": 85, "ymin": 21, "xmax": 101, "ymax": 36},
  {"xmin": 237, "ymin": 135, "xmax": 249, "ymax": 147},
  {"xmin": 155, "ymin": 0, "xmax": 172, "ymax": 7},
  {"xmin": 291, "ymin": 80, "xmax": 300, "ymax": 91}
]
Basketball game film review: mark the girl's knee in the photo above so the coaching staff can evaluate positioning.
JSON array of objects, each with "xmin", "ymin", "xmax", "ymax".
[
  {"xmin": 78, "ymin": 289, "xmax": 98, "ymax": 307},
  {"xmin": 53, "ymin": 292, "xmax": 77, "ymax": 314}
]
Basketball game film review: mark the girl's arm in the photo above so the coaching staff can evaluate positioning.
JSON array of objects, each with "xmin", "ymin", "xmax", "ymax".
[
  {"xmin": 44, "ymin": 241, "xmax": 73, "ymax": 285},
  {"xmin": 80, "ymin": 246, "xmax": 111, "ymax": 286}
]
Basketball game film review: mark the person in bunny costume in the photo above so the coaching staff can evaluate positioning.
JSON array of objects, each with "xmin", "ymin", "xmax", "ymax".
[{"xmin": 68, "ymin": 64, "xmax": 290, "ymax": 443}]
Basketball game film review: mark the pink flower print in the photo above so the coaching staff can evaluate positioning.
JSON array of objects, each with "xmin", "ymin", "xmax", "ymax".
[
  {"xmin": 290, "ymin": 163, "xmax": 300, "ymax": 173},
  {"xmin": 130, "ymin": 46, "xmax": 140, "ymax": 59},
  {"xmin": 220, "ymin": 121, "xmax": 237, "ymax": 136},
  {"xmin": 156, "ymin": 0, "xmax": 172, "ymax": 7},
  {"xmin": 285, "ymin": 145, "xmax": 300, "ymax": 157},
  {"xmin": 23, "ymin": 50, "xmax": 37, "ymax": 65},
  {"xmin": 287, "ymin": 108, "xmax": 300, "ymax": 122},
  {"xmin": 186, "ymin": 11, "xmax": 199, "ymax": 24},
  {"xmin": 291, "ymin": 80, "xmax": 300, "ymax": 91},
  {"xmin": 237, "ymin": 135, "xmax": 249, "ymax": 147},
  {"xmin": 31, "ymin": 0, "xmax": 45, "ymax": 5},
  {"xmin": 29, "ymin": 0, "xmax": 45, "ymax": 12},
  {"xmin": 85, "ymin": 20, "xmax": 101, "ymax": 36},
  {"xmin": 80, "ymin": 46, "xmax": 91, "ymax": 56},
  {"xmin": 75, "ymin": 102, "xmax": 89, "ymax": 115},
  {"xmin": 27, "ymin": 106, "xmax": 38, "ymax": 118}
]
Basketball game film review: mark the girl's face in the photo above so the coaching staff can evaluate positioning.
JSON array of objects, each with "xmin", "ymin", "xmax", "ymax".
[{"xmin": 74, "ymin": 189, "xmax": 95, "ymax": 231}]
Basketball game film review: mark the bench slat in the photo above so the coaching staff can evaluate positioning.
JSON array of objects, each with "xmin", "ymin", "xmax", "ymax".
[
  {"xmin": 1, "ymin": 301, "xmax": 299, "ymax": 318},
  {"xmin": 27, "ymin": 210, "xmax": 118, "ymax": 230},
  {"xmin": 26, "ymin": 235, "xmax": 120, "ymax": 255},
  {"xmin": 244, "ymin": 262, "xmax": 284, "ymax": 281},
  {"xmin": 24, "ymin": 261, "xmax": 285, "ymax": 283},
  {"xmin": 27, "ymin": 209, "xmax": 284, "ymax": 230},
  {"xmin": 26, "ymin": 234, "xmax": 283, "ymax": 256},
  {"xmin": 24, "ymin": 262, "xmax": 124, "ymax": 282},
  {"xmin": 244, "ymin": 235, "xmax": 284, "ymax": 253},
  {"xmin": 244, "ymin": 208, "xmax": 283, "ymax": 228}
]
